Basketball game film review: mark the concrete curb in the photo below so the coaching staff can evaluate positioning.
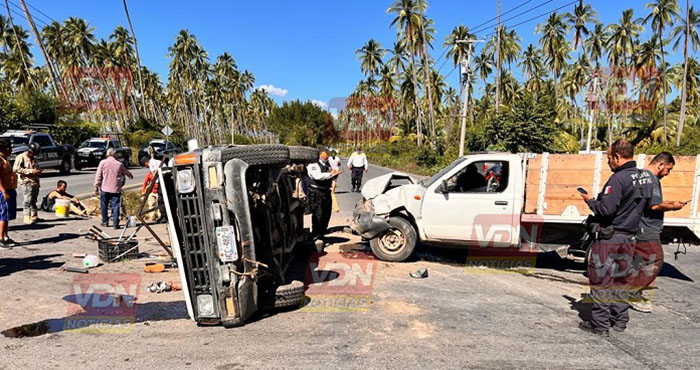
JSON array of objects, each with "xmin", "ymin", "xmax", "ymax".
[{"xmin": 75, "ymin": 183, "xmax": 142, "ymax": 201}]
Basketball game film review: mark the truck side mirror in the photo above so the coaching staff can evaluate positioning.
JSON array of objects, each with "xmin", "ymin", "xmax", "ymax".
[{"xmin": 439, "ymin": 179, "xmax": 449, "ymax": 194}]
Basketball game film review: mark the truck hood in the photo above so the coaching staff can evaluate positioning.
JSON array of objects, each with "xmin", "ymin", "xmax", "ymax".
[
  {"xmin": 361, "ymin": 172, "xmax": 418, "ymax": 199},
  {"xmin": 77, "ymin": 147, "xmax": 104, "ymax": 154}
]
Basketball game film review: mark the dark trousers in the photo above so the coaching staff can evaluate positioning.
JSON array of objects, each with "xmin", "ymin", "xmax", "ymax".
[
  {"xmin": 351, "ymin": 167, "xmax": 364, "ymax": 190},
  {"xmin": 100, "ymin": 191, "xmax": 121, "ymax": 226},
  {"xmin": 629, "ymin": 238, "xmax": 664, "ymax": 293},
  {"xmin": 587, "ymin": 233, "xmax": 636, "ymax": 332},
  {"xmin": 308, "ymin": 187, "xmax": 332, "ymax": 237}
]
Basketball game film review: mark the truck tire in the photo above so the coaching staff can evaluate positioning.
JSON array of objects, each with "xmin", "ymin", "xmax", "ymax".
[
  {"xmin": 74, "ymin": 162, "xmax": 83, "ymax": 171},
  {"xmin": 288, "ymin": 146, "xmax": 318, "ymax": 164},
  {"xmin": 262, "ymin": 280, "xmax": 305, "ymax": 309},
  {"xmin": 59, "ymin": 157, "xmax": 71, "ymax": 175},
  {"xmin": 221, "ymin": 145, "xmax": 290, "ymax": 167},
  {"xmin": 369, "ymin": 216, "xmax": 417, "ymax": 262}
]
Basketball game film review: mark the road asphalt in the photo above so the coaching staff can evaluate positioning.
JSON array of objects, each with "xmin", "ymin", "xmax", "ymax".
[{"xmin": 1, "ymin": 159, "xmax": 699, "ymax": 369}]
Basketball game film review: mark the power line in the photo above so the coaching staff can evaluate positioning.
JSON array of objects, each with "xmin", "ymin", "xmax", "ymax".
[
  {"xmin": 20, "ymin": 0, "xmax": 56, "ymax": 23},
  {"xmin": 470, "ymin": 0, "xmax": 535, "ymax": 31},
  {"xmin": 481, "ymin": 0, "xmax": 578, "ymax": 37},
  {"xmin": 471, "ymin": 0, "xmax": 556, "ymax": 34},
  {"xmin": 5, "ymin": 0, "xmax": 50, "ymax": 28}
]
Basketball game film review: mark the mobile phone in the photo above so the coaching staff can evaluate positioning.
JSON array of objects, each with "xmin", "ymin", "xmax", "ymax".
[{"xmin": 577, "ymin": 187, "xmax": 588, "ymax": 195}]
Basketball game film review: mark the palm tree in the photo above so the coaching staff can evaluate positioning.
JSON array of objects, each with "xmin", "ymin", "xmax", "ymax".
[
  {"xmin": 606, "ymin": 9, "xmax": 643, "ymax": 69},
  {"xmin": 643, "ymin": 0, "xmax": 680, "ymax": 141},
  {"xmin": 386, "ymin": 40, "xmax": 408, "ymax": 81},
  {"xmin": 356, "ymin": 38, "xmax": 385, "ymax": 77},
  {"xmin": 537, "ymin": 12, "xmax": 570, "ymax": 94},
  {"xmin": 519, "ymin": 44, "xmax": 542, "ymax": 82},
  {"xmin": 444, "ymin": 24, "xmax": 474, "ymax": 97},
  {"xmin": 670, "ymin": 4, "xmax": 699, "ymax": 146},
  {"xmin": 473, "ymin": 51, "xmax": 493, "ymax": 89},
  {"xmin": 388, "ymin": 0, "xmax": 427, "ymax": 145},
  {"xmin": 566, "ymin": 0, "xmax": 598, "ymax": 50},
  {"xmin": 17, "ymin": 0, "xmax": 63, "ymax": 98}
]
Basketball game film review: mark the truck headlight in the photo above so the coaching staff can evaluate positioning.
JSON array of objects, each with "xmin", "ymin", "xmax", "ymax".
[
  {"xmin": 196, "ymin": 294, "xmax": 214, "ymax": 316},
  {"xmin": 176, "ymin": 169, "xmax": 196, "ymax": 193}
]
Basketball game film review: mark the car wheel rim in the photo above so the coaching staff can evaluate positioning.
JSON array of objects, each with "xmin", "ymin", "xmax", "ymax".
[{"xmin": 379, "ymin": 228, "xmax": 405, "ymax": 254}]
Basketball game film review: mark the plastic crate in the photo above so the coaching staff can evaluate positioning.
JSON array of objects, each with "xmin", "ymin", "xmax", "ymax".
[{"xmin": 98, "ymin": 239, "xmax": 139, "ymax": 262}]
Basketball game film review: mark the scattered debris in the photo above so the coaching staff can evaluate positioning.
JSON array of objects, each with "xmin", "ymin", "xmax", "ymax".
[
  {"xmin": 83, "ymin": 254, "xmax": 99, "ymax": 268},
  {"xmin": 72, "ymin": 253, "xmax": 87, "ymax": 259},
  {"xmin": 144, "ymin": 263, "xmax": 166, "ymax": 273},
  {"xmin": 60, "ymin": 266, "xmax": 89, "ymax": 274},
  {"xmin": 147, "ymin": 281, "xmax": 181, "ymax": 293},
  {"xmin": 409, "ymin": 267, "xmax": 428, "ymax": 279}
]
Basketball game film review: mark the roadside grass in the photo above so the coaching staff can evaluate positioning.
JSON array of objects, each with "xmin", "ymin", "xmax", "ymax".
[{"xmin": 335, "ymin": 139, "xmax": 458, "ymax": 176}]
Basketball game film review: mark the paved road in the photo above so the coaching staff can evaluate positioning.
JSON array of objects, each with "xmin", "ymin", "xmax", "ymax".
[{"xmin": 2, "ymin": 159, "xmax": 699, "ymax": 369}]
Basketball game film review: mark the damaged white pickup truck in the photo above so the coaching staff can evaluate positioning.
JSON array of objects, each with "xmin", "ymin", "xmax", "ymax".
[{"xmin": 351, "ymin": 152, "xmax": 700, "ymax": 262}]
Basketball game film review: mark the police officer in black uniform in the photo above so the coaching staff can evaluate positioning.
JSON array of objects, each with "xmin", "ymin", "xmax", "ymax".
[
  {"xmin": 307, "ymin": 152, "xmax": 338, "ymax": 237},
  {"xmin": 578, "ymin": 139, "xmax": 652, "ymax": 336}
]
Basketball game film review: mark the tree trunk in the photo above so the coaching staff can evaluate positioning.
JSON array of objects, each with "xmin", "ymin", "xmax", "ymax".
[
  {"xmin": 4, "ymin": 0, "xmax": 36, "ymax": 90},
  {"xmin": 420, "ymin": 27, "xmax": 436, "ymax": 147},
  {"xmin": 659, "ymin": 27, "xmax": 668, "ymax": 142},
  {"xmin": 676, "ymin": 0, "xmax": 690, "ymax": 147},
  {"xmin": 409, "ymin": 40, "xmax": 423, "ymax": 147},
  {"xmin": 495, "ymin": 0, "xmax": 501, "ymax": 114}
]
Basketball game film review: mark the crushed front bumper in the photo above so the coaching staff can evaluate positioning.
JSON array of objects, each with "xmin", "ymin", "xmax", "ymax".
[{"xmin": 350, "ymin": 200, "xmax": 392, "ymax": 239}]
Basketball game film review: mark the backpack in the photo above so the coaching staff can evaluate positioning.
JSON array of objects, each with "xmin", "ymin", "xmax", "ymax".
[{"xmin": 40, "ymin": 194, "xmax": 55, "ymax": 212}]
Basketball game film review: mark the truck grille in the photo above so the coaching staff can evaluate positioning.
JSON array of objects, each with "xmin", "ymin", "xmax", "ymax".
[{"xmin": 177, "ymin": 184, "xmax": 211, "ymax": 295}]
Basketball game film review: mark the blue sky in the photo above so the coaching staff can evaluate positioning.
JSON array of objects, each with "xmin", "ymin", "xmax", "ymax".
[{"xmin": 7, "ymin": 0, "xmax": 685, "ymax": 110}]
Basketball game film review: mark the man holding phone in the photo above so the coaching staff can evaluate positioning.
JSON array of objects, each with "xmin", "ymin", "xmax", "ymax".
[
  {"xmin": 307, "ymin": 152, "xmax": 340, "ymax": 237},
  {"xmin": 631, "ymin": 152, "xmax": 688, "ymax": 312},
  {"xmin": 578, "ymin": 139, "xmax": 652, "ymax": 336}
]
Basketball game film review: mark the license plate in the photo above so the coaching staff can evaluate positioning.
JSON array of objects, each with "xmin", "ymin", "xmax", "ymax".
[
  {"xmin": 79, "ymin": 152, "xmax": 89, "ymax": 157},
  {"xmin": 215, "ymin": 226, "xmax": 238, "ymax": 262}
]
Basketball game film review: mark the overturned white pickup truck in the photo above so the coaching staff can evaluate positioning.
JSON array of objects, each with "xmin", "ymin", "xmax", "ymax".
[{"xmin": 351, "ymin": 152, "xmax": 700, "ymax": 262}]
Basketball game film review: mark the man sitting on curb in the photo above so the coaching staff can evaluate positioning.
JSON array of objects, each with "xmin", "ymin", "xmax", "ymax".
[{"xmin": 44, "ymin": 180, "xmax": 90, "ymax": 217}]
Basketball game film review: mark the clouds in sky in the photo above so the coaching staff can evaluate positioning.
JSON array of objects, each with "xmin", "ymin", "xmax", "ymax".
[
  {"xmin": 309, "ymin": 99, "xmax": 328, "ymax": 109},
  {"xmin": 257, "ymin": 84, "xmax": 288, "ymax": 97}
]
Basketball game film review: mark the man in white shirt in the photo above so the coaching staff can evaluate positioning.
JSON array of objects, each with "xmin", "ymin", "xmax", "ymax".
[
  {"xmin": 307, "ymin": 152, "xmax": 338, "ymax": 237},
  {"xmin": 347, "ymin": 147, "xmax": 368, "ymax": 192},
  {"xmin": 328, "ymin": 150, "xmax": 342, "ymax": 171}
]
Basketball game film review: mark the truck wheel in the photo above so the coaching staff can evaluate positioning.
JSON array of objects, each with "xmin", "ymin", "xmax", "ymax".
[
  {"xmin": 74, "ymin": 162, "xmax": 83, "ymax": 171},
  {"xmin": 221, "ymin": 144, "xmax": 290, "ymax": 167},
  {"xmin": 288, "ymin": 146, "xmax": 318, "ymax": 164},
  {"xmin": 261, "ymin": 280, "xmax": 305, "ymax": 309},
  {"xmin": 369, "ymin": 216, "xmax": 417, "ymax": 262},
  {"xmin": 59, "ymin": 158, "xmax": 71, "ymax": 175}
]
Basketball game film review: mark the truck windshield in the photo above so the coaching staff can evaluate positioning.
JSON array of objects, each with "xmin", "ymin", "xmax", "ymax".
[
  {"xmin": 81, "ymin": 141, "xmax": 107, "ymax": 149},
  {"xmin": 421, "ymin": 157, "xmax": 468, "ymax": 188},
  {"xmin": 2, "ymin": 136, "xmax": 29, "ymax": 146}
]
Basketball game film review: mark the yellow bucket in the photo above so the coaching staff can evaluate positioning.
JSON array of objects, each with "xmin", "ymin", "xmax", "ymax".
[{"xmin": 55, "ymin": 198, "xmax": 71, "ymax": 218}]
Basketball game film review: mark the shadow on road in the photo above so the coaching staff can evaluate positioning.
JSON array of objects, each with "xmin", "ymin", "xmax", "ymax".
[
  {"xmin": 564, "ymin": 295, "xmax": 592, "ymax": 322},
  {"xmin": 22, "ymin": 233, "xmax": 82, "ymax": 246},
  {"xmin": 1, "ymin": 300, "xmax": 188, "ymax": 338},
  {"xmin": 659, "ymin": 262, "xmax": 694, "ymax": 282},
  {"xmin": 0, "ymin": 254, "xmax": 64, "ymax": 277}
]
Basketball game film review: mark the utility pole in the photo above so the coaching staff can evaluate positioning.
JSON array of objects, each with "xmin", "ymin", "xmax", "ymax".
[
  {"xmin": 676, "ymin": 0, "xmax": 690, "ymax": 147},
  {"xmin": 122, "ymin": 0, "xmax": 147, "ymax": 117},
  {"xmin": 585, "ymin": 71, "xmax": 599, "ymax": 153},
  {"xmin": 457, "ymin": 39, "xmax": 485, "ymax": 157},
  {"xmin": 495, "ymin": 0, "xmax": 501, "ymax": 114}
]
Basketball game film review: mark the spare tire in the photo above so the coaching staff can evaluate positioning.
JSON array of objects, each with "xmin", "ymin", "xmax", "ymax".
[
  {"xmin": 261, "ymin": 280, "xmax": 305, "ymax": 309},
  {"xmin": 288, "ymin": 146, "xmax": 319, "ymax": 164},
  {"xmin": 221, "ymin": 144, "xmax": 290, "ymax": 167}
]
